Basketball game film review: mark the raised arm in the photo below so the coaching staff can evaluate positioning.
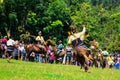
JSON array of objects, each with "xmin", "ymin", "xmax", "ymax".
[{"xmin": 81, "ymin": 25, "xmax": 86, "ymax": 35}]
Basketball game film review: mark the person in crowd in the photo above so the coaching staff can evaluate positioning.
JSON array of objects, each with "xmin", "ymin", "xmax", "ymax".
[
  {"xmin": 114, "ymin": 54, "xmax": 120, "ymax": 69},
  {"xmin": 56, "ymin": 40, "xmax": 64, "ymax": 63},
  {"xmin": 13, "ymin": 43, "xmax": 19, "ymax": 60},
  {"xmin": 49, "ymin": 50, "xmax": 55, "ymax": 64},
  {"xmin": 30, "ymin": 52, "xmax": 35, "ymax": 62},
  {"xmin": 102, "ymin": 48, "xmax": 109, "ymax": 58},
  {"xmin": 18, "ymin": 43, "xmax": 26, "ymax": 61},
  {"xmin": 1, "ymin": 36, "xmax": 7, "ymax": 45},
  {"xmin": 106, "ymin": 54, "xmax": 114, "ymax": 68},
  {"xmin": 66, "ymin": 44, "xmax": 73, "ymax": 65},
  {"xmin": 101, "ymin": 48, "xmax": 109, "ymax": 68},
  {"xmin": 7, "ymin": 37, "xmax": 15, "ymax": 62},
  {"xmin": 1, "ymin": 36, "xmax": 7, "ymax": 58},
  {"xmin": 57, "ymin": 40, "xmax": 64, "ymax": 54}
]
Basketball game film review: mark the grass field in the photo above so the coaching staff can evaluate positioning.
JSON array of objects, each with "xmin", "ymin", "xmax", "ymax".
[{"xmin": 0, "ymin": 59, "xmax": 120, "ymax": 80}]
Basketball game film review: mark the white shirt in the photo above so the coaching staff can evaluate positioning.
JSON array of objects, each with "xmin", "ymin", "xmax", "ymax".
[
  {"xmin": 18, "ymin": 46, "xmax": 25, "ymax": 51},
  {"xmin": 102, "ymin": 50, "xmax": 109, "ymax": 55},
  {"xmin": 68, "ymin": 26, "xmax": 86, "ymax": 44},
  {"xmin": 7, "ymin": 39, "xmax": 15, "ymax": 46}
]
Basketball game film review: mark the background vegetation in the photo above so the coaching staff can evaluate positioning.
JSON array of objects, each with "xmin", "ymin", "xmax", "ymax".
[
  {"xmin": 0, "ymin": 0, "xmax": 120, "ymax": 52},
  {"xmin": 0, "ymin": 59, "xmax": 120, "ymax": 80}
]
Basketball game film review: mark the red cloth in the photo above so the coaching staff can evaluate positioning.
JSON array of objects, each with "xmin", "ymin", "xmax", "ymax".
[
  {"xmin": 50, "ymin": 52, "xmax": 55, "ymax": 60},
  {"xmin": 2, "ymin": 38, "xmax": 7, "ymax": 44}
]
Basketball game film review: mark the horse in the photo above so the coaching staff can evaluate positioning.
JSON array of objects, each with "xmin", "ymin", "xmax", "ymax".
[
  {"xmin": 53, "ymin": 48, "xmax": 66, "ymax": 64},
  {"xmin": 24, "ymin": 43, "xmax": 46, "ymax": 62},
  {"xmin": 44, "ymin": 40, "xmax": 66, "ymax": 64},
  {"xmin": 90, "ymin": 40, "xmax": 104, "ymax": 68},
  {"xmin": 24, "ymin": 39, "xmax": 55, "ymax": 62},
  {"xmin": 45, "ymin": 39, "xmax": 56, "ymax": 63},
  {"xmin": 68, "ymin": 33, "xmax": 92, "ymax": 72},
  {"xmin": 72, "ymin": 45, "xmax": 92, "ymax": 70}
]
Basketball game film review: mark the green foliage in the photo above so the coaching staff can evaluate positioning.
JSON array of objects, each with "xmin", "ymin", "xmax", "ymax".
[
  {"xmin": 43, "ymin": 20, "xmax": 64, "ymax": 41},
  {"xmin": 9, "ymin": 12, "xmax": 18, "ymax": 24},
  {"xmin": 27, "ymin": 11, "xmax": 37, "ymax": 26},
  {"xmin": 46, "ymin": 0, "xmax": 70, "ymax": 23},
  {"xmin": 20, "ymin": 31, "xmax": 30, "ymax": 40},
  {"xmin": 0, "ymin": 0, "xmax": 120, "ymax": 51}
]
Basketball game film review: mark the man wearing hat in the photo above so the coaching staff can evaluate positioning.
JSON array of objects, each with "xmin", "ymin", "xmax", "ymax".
[{"xmin": 36, "ymin": 31, "xmax": 45, "ymax": 46}]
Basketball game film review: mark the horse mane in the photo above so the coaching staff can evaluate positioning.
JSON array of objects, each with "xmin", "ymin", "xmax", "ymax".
[
  {"xmin": 90, "ymin": 40, "xmax": 99, "ymax": 49},
  {"xmin": 45, "ymin": 39, "xmax": 56, "ymax": 46}
]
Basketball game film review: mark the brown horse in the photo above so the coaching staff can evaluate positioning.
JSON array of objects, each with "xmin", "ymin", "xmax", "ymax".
[
  {"xmin": 53, "ymin": 48, "xmax": 66, "ymax": 64},
  {"xmin": 72, "ymin": 45, "xmax": 92, "ymax": 71},
  {"xmin": 24, "ymin": 39, "xmax": 56, "ymax": 62},
  {"xmin": 90, "ymin": 40, "xmax": 104, "ymax": 68},
  {"xmin": 43, "ymin": 39, "xmax": 67, "ymax": 64},
  {"xmin": 25, "ymin": 44, "xmax": 46, "ymax": 61}
]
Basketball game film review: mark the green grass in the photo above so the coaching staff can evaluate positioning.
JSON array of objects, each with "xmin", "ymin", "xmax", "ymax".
[{"xmin": 0, "ymin": 59, "xmax": 120, "ymax": 80}]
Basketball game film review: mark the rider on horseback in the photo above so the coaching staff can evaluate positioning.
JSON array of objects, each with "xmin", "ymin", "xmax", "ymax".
[
  {"xmin": 35, "ymin": 31, "xmax": 46, "ymax": 63},
  {"xmin": 68, "ymin": 25, "xmax": 91, "ymax": 72},
  {"xmin": 36, "ymin": 31, "xmax": 45, "ymax": 47},
  {"xmin": 68, "ymin": 25, "xmax": 90, "ymax": 49},
  {"xmin": 68, "ymin": 25, "xmax": 90, "ymax": 60}
]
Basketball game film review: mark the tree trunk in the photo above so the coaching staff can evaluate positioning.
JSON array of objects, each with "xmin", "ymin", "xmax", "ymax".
[{"xmin": 5, "ymin": 27, "xmax": 10, "ymax": 38}]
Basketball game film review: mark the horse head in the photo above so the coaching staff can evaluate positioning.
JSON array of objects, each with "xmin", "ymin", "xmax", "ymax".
[
  {"xmin": 45, "ymin": 39, "xmax": 56, "ymax": 46},
  {"xmin": 90, "ymin": 40, "xmax": 99, "ymax": 49}
]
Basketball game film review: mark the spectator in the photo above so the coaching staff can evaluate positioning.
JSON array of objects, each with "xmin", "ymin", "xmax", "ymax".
[
  {"xmin": 114, "ymin": 54, "xmax": 120, "ymax": 69},
  {"xmin": 57, "ymin": 40, "xmax": 64, "ymax": 54},
  {"xmin": 106, "ymin": 54, "xmax": 114, "ymax": 68},
  {"xmin": 7, "ymin": 37, "xmax": 15, "ymax": 62},
  {"xmin": 18, "ymin": 43, "xmax": 26, "ymax": 61},
  {"xmin": 1, "ymin": 36, "xmax": 7, "ymax": 58},
  {"xmin": 49, "ymin": 50, "xmax": 55, "ymax": 64},
  {"xmin": 66, "ymin": 44, "xmax": 73, "ymax": 65},
  {"xmin": 102, "ymin": 48, "xmax": 109, "ymax": 58}
]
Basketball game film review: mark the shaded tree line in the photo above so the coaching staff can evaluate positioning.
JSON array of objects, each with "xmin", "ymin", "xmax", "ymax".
[{"xmin": 0, "ymin": 0, "xmax": 120, "ymax": 52}]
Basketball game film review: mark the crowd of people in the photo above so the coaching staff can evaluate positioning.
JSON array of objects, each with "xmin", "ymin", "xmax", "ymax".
[{"xmin": 0, "ymin": 25, "xmax": 120, "ymax": 71}]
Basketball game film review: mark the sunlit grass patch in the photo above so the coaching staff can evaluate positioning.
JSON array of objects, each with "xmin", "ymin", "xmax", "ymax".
[{"xmin": 0, "ymin": 59, "xmax": 120, "ymax": 80}]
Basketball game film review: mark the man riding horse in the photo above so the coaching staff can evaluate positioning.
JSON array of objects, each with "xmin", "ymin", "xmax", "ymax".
[
  {"xmin": 36, "ymin": 31, "xmax": 45, "ymax": 47},
  {"xmin": 68, "ymin": 25, "xmax": 91, "ymax": 72}
]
